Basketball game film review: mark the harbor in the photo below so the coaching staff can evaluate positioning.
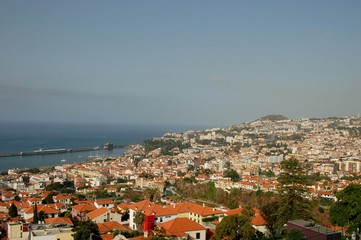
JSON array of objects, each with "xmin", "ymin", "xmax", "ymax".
[
  {"xmin": 0, "ymin": 146, "xmax": 126, "ymax": 173},
  {"xmin": 0, "ymin": 143, "xmax": 126, "ymax": 158}
]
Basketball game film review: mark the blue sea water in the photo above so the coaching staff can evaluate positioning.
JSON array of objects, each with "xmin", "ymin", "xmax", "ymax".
[{"xmin": 0, "ymin": 122, "xmax": 198, "ymax": 172}]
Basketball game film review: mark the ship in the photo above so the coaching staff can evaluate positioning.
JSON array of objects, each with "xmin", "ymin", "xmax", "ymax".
[{"xmin": 103, "ymin": 142, "xmax": 114, "ymax": 150}]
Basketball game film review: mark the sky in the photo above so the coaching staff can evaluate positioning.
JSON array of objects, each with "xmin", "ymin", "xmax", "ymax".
[{"xmin": 0, "ymin": 1, "xmax": 360, "ymax": 128}]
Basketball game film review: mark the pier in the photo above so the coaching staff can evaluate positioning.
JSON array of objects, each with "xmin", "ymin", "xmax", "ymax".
[{"xmin": 0, "ymin": 144, "xmax": 126, "ymax": 158}]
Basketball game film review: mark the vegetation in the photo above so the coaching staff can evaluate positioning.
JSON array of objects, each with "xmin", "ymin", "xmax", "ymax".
[
  {"xmin": 260, "ymin": 114, "xmax": 288, "ymax": 121},
  {"xmin": 134, "ymin": 211, "xmax": 145, "ymax": 231},
  {"xmin": 223, "ymin": 169, "xmax": 240, "ymax": 181},
  {"xmin": 72, "ymin": 220, "xmax": 102, "ymax": 240},
  {"xmin": 18, "ymin": 168, "xmax": 41, "ymax": 174},
  {"xmin": 38, "ymin": 211, "xmax": 46, "ymax": 222},
  {"xmin": 330, "ymin": 184, "xmax": 361, "ymax": 236},
  {"xmin": 33, "ymin": 204, "xmax": 39, "ymax": 224},
  {"xmin": 92, "ymin": 189, "xmax": 116, "ymax": 199},
  {"xmin": 288, "ymin": 228, "xmax": 306, "ymax": 240},
  {"xmin": 175, "ymin": 180, "xmax": 274, "ymax": 209},
  {"xmin": 212, "ymin": 213, "xmax": 255, "ymax": 240},
  {"xmin": 9, "ymin": 203, "xmax": 18, "ymax": 217},
  {"xmin": 144, "ymin": 139, "xmax": 191, "ymax": 156},
  {"xmin": 275, "ymin": 158, "xmax": 312, "ymax": 228},
  {"xmin": 42, "ymin": 191, "xmax": 57, "ymax": 204},
  {"xmin": 45, "ymin": 182, "xmax": 74, "ymax": 194},
  {"xmin": 260, "ymin": 158, "xmax": 313, "ymax": 238}
]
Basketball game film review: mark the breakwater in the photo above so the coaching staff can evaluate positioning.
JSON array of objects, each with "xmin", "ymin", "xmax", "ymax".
[{"xmin": 0, "ymin": 144, "xmax": 126, "ymax": 158}]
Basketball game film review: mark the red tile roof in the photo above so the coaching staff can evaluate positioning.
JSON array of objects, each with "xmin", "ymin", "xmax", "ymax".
[
  {"xmin": 128, "ymin": 200, "xmax": 178, "ymax": 217},
  {"xmin": 174, "ymin": 202, "xmax": 223, "ymax": 216},
  {"xmin": 95, "ymin": 199, "xmax": 114, "ymax": 205},
  {"xmin": 71, "ymin": 204, "xmax": 97, "ymax": 213},
  {"xmin": 24, "ymin": 205, "xmax": 58, "ymax": 215},
  {"xmin": 86, "ymin": 207, "xmax": 109, "ymax": 219},
  {"xmin": 45, "ymin": 217, "xmax": 73, "ymax": 226},
  {"xmin": 97, "ymin": 221, "xmax": 130, "ymax": 233},
  {"xmin": 157, "ymin": 218, "xmax": 206, "ymax": 237}
]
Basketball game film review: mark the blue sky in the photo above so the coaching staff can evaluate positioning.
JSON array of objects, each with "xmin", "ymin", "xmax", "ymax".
[{"xmin": 1, "ymin": 1, "xmax": 360, "ymax": 127}]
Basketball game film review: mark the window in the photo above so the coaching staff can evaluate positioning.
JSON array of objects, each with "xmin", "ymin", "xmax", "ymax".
[{"xmin": 196, "ymin": 232, "xmax": 200, "ymax": 239}]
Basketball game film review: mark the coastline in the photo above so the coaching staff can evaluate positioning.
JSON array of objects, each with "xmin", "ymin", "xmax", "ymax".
[
  {"xmin": 0, "ymin": 144, "xmax": 126, "ymax": 158},
  {"xmin": 0, "ymin": 148, "xmax": 125, "ymax": 173}
]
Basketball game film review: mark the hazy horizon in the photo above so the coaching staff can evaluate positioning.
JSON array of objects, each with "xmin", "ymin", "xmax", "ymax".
[{"xmin": 1, "ymin": 1, "xmax": 360, "ymax": 127}]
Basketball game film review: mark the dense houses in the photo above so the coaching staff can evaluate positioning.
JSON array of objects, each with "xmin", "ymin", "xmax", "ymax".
[{"xmin": 0, "ymin": 115, "xmax": 360, "ymax": 239}]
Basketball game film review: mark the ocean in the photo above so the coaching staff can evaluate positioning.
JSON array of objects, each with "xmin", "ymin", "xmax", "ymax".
[{"xmin": 0, "ymin": 122, "xmax": 198, "ymax": 173}]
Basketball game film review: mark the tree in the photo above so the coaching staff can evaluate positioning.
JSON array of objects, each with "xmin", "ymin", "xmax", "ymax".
[
  {"xmin": 212, "ymin": 215, "xmax": 255, "ymax": 240},
  {"xmin": 38, "ymin": 211, "xmax": 46, "ymax": 222},
  {"xmin": 134, "ymin": 211, "xmax": 144, "ymax": 231},
  {"xmin": 72, "ymin": 220, "xmax": 102, "ymax": 240},
  {"xmin": 224, "ymin": 161, "xmax": 231, "ymax": 170},
  {"xmin": 33, "ymin": 204, "xmax": 39, "ymax": 224},
  {"xmin": 42, "ymin": 191, "xmax": 56, "ymax": 204},
  {"xmin": 45, "ymin": 182, "xmax": 64, "ymax": 191},
  {"xmin": 144, "ymin": 188, "xmax": 160, "ymax": 202},
  {"xmin": 261, "ymin": 199, "xmax": 282, "ymax": 239},
  {"xmin": 223, "ymin": 169, "xmax": 240, "ymax": 182},
  {"xmin": 206, "ymin": 182, "xmax": 217, "ymax": 201},
  {"xmin": 9, "ymin": 203, "xmax": 18, "ymax": 217},
  {"xmin": 275, "ymin": 158, "xmax": 312, "ymax": 229},
  {"xmin": 288, "ymin": 228, "xmax": 306, "ymax": 240},
  {"xmin": 330, "ymin": 184, "xmax": 361, "ymax": 236}
]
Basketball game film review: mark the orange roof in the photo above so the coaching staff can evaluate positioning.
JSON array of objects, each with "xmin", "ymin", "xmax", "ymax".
[
  {"xmin": 157, "ymin": 218, "xmax": 206, "ymax": 237},
  {"xmin": 74, "ymin": 199, "xmax": 93, "ymax": 205},
  {"xmin": 3, "ymin": 192, "xmax": 15, "ymax": 197},
  {"xmin": 226, "ymin": 208, "xmax": 266, "ymax": 226},
  {"xmin": 54, "ymin": 194, "xmax": 71, "ymax": 200},
  {"xmin": 117, "ymin": 203, "xmax": 129, "ymax": 210},
  {"xmin": 97, "ymin": 221, "xmax": 130, "ymax": 233},
  {"xmin": 24, "ymin": 205, "xmax": 58, "ymax": 214},
  {"xmin": 48, "ymin": 203, "xmax": 66, "ymax": 210},
  {"xmin": 128, "ymin": 200, "xmax": 178, "ymax": 217},
  {"xmin": 28, "ymin": 197, "xmax": 42, "ymax": 203},
  {"xmin": 45, "ymin": 217, "xmax": 73, "ymax": 226},
  {"xmin": 0, "ymin": 202, "xmax": 10, "ymax": 209},
  {"xmin": 86, "ymin": 207, "xmax": 109, "ymax": 219},
  {"xmin": 0, "ymin": 212, "xmax": 9, "ymax": 219},
  {"xmin": 95, "ymin": 199, "xmax": 114, "ymax": 205},
  {"xmin": 174, "ymin": 202, "xmax": 223, "ymax": 216},
  {"xmin": 71, "ymin": 204, "xmax": 97, "ymax": 213}
]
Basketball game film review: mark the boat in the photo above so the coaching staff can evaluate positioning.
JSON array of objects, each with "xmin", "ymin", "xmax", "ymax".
[{"xmin": 103, "ymin": 142, "xmax": 114, "ymax": 150}]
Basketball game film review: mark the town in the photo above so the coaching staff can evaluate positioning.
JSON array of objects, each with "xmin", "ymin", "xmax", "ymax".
[{"xmin": 1, "ymin": 115, "xmax": 361, "ymax": 240}]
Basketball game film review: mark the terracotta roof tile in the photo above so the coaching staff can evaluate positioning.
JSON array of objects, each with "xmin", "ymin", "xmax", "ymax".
[
  {"xmin": 71, "ymin": 204, "xmax": 97, "ymax": 213},
  {"xmin": 45, "ymin": 217, "xmax": 73, "ymax": 226},
  {"xmin": 95, "ymin": 200, "xmax": 114, "ymax": 205},
  {"xmin": 157, "ymin": 218, "xmax": 206, "ymax": 237},
  {"xmin": 174, "ymin": 202, "xmax": 223, "ymax": 216},
  {"xmin": 97, "ymin": 221, "xmax": 130, "ymax": 233},
  {"xmin": 86, "ymin": 207, "xmax": 109, "ymax": 219},
  {"xmin": 128, "ymin": 200, "xmax": 178, "ymax": 217}
]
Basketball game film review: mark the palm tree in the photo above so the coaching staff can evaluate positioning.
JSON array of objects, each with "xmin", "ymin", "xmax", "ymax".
[{"xmin": 134, "ymin": 211, "xmax": 144, "ymax": 231}]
